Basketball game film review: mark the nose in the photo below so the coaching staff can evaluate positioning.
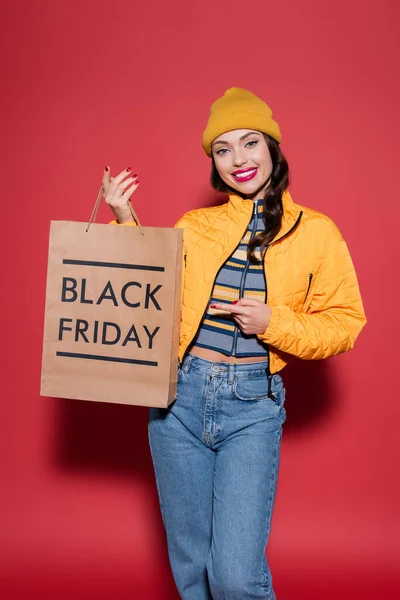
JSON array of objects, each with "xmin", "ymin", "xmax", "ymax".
[{"xmin": 232, "ymin": 151, "xmax": 247, "ymax": 168}]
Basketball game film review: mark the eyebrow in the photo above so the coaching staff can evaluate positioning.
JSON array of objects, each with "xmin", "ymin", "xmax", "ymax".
[{"xmin": 212, "ymin": 131, "xmax": 262, "ymax": 147}]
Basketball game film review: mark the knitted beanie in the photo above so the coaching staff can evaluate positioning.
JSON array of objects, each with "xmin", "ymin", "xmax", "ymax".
[{"xmin": 202, "ymin": 87, "xmax": 281, "ymax": 157}]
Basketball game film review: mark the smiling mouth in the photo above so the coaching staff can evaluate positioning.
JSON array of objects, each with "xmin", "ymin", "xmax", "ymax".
[{"xmin": 231, "ymin": 168, "xmax": 258, "ymax": 182}]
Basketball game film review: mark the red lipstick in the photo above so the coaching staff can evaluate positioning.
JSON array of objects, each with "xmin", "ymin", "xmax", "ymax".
[{"xmin": 231, "ymin": 167, "xmax": 258, "ymax": 182}]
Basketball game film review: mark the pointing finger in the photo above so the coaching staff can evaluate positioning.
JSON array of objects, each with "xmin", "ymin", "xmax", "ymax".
[
  {"xmin": 210, "ymin": 302, "xmax": 249, "ymax": 315},
  {"xmin": 235, "ymin": 298, "xmax": 263, "ymax": 307}
]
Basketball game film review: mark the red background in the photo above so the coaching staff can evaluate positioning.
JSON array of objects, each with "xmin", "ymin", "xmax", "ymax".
[{"xmin": 1, "ymin": 0, "xmax": 399, "ymax": 598}]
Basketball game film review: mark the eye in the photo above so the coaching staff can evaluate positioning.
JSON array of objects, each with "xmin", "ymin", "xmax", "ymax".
[
  {"xmin": 215, "ymin": 148, "xmax": 229, "ymax": 155},
  {"xmin": 245, "ymin": 140, "xmax": 258, "ymax": 148}
]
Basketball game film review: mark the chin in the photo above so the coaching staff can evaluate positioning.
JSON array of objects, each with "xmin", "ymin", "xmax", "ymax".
[
  {"xmin": 245, "ymin": 183, "xmax": 261, "ymax": 195},
  {"xmin": 247, "ymin": 176, "xmax": 271, "ymax": 198},
  {"xmin": 227, "ymin": 179, "xmax": 255, "ymax": 193},
  {"xmin": 230, "ymin": 179, "xmax": 264, "ymax": 198}
]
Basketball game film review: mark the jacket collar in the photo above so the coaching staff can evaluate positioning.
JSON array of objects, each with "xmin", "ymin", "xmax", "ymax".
[{"xmin": 228, "ymin": 189, "xmax": 301, "ymax": 243}]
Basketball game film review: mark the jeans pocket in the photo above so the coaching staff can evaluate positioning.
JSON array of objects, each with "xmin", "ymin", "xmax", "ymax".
[
  {"xmin": 274, "ymin": 386, "xmax": 286, "ymax": 408},
  {"xmin": 270, "ymin": 374, "xmax": 286, "ymax": 408},
  {"xmin": 232, "ymin": 376, "xmax": 271, "ymax": 402}
]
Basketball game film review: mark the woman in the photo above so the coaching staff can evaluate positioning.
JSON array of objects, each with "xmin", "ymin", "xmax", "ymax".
[{"xmin": 103, "ymin": 88, "xmax": 367, "ymax": 600}]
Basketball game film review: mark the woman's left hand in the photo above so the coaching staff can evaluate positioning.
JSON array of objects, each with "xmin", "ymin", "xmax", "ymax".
[{"xmin": 210, "ymin": 298, "xmax": 272, "ymax": 335}]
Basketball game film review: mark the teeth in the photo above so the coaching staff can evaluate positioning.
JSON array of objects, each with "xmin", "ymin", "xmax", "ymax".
[{"xmin": 234, "ymin": 169, "xmax": 256, "ymax": 179}]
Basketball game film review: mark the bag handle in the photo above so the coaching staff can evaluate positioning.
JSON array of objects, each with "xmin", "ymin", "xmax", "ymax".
[{"xmin": 86, "ymin": 184, "xmax": 144, "ymax": 235}]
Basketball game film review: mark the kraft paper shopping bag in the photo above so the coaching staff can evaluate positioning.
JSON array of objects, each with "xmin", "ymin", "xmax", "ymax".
[{"xmin": 41, "ymin": 188, "xmax": 182, "ymax": 407}]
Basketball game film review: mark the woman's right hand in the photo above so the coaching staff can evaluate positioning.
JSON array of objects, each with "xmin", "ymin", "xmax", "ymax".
[{"xmin": 102, "ymin": 166, "xmax": 139, "ymax": 224}]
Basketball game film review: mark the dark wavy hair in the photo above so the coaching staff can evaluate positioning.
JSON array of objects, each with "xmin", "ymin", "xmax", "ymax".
[{"xmin": 210, "ymin": 134, "xmax": 289, "ymax": 264}]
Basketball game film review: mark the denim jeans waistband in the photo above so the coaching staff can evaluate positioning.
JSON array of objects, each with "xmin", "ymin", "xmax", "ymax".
[{"xmin": 181, "ymin": 352, "xmax": 270, "ymax": 378}]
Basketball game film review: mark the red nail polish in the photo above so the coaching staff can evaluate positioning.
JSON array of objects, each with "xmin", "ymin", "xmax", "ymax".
[
  {"xmin": 105, "ymin": 166, "xmax": 108, "ymax": 171},
  {"xmin": 210, "ymin": 304, "xmax": 216, "ymax": 308},
  {"xmin": 126, "ymin": 166, "xmax": 132, "ymax": 172},
  {"xmin": 232, "ymin": 300, "xmax": 238, "ymax": 304},
  {"xmin": 135, "ymin": 180, "xmax": 139, "ymax": 185},
  {"xmin": 133, "ymin": 173, "xmax": 137, "ymax": 178}
]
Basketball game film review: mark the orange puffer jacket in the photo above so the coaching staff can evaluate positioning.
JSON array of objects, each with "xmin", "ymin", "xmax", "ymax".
[
  {"xmin": 175, "ymin": 190, "xmax": 367, "ymax": 372},
  {"xmin": 113, "ymin": 190, "xmax": 367, "ymax": 373}
]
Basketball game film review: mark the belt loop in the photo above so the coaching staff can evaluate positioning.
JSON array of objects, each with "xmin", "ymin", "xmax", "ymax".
[
  {"xmin": 182, "ymin": 353, "xmax": 194, "ymax": 374},
  {"xmin": 228, "ymin": 363, "xmax": 235, "ymax": 385}
]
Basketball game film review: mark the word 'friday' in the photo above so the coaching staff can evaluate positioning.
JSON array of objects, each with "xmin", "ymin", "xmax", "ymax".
[{"xmin": 58, "ymin": 319, "xmax": 160, "ymax": 349}]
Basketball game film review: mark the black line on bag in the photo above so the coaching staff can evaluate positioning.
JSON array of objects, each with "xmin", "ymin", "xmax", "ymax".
[
  {"xmin": 62, "ymin": 259, "xmax": 165, "ymax": 272},
  {"xmin": 56, "ymin": 351, "xmax": 158, "ymax": 367}
]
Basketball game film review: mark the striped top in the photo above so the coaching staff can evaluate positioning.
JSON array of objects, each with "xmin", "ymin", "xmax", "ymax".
[{"xmin": 192, "ymin": 198, "xmax": 269, "ymax": 357}]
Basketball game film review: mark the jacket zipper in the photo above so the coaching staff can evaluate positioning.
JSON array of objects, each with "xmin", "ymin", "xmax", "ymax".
[
  {"xmin": 263, "ymin": 210, "xmax": 303, "ymax": 383},
  {"xmin": 262, "ymin": 246, "xmax": 273, "ymax": 394},
  {"xmin": 231, "ymin": 201, "xmax": 258, "ymax": 357},
  {"xmin": 303, "ymin": 273, "xmax": 313, "ymax": 305}
]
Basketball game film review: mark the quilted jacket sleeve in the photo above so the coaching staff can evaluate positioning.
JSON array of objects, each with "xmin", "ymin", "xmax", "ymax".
[{"xmin": 257, "ymin": 238, "xmax": 367, "ymax": 360}]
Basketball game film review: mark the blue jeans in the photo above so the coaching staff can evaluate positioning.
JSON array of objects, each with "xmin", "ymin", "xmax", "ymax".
[{"xmin": 148, "ymin": 353, "xmax": 286, "ymax": 600}]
